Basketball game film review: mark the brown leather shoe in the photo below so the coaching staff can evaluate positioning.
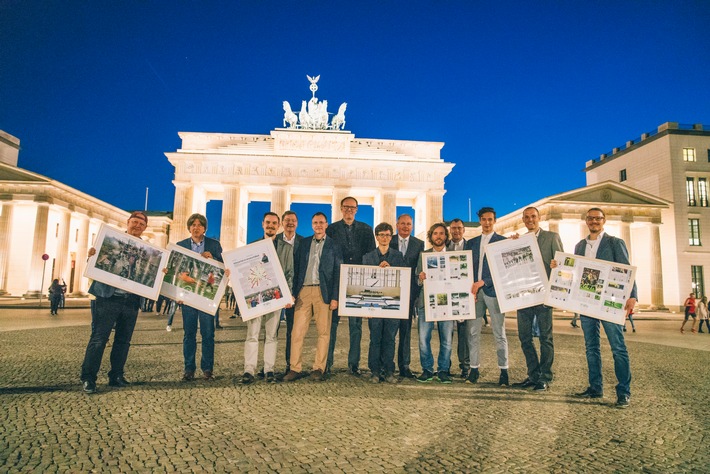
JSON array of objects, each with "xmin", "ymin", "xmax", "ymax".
[
  {"xmin": 309, "ymin": 369, "xmax": 324, "ymax": 381},
  {"xmin": 203, "ymin": 370, "xmax": 214, "ymax": 381},
  {"xmin": 283, "ymin": 370, "xmax": 301, "ymax": 382},
  {"xmin": 181, "ymin": 371, "xmax": 195, "ymax": 382}
]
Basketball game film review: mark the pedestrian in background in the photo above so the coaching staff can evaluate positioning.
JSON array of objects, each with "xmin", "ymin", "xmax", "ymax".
[
  {"xmin": 681, "ymin": 293, "xmax": 697, "ymax": 334},
  {"xmin": 697, "ymin": 296, "xmax": 708, "ymax": 334}
]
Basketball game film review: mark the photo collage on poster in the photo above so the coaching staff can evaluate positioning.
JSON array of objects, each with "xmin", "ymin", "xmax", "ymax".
[{"xmin": 422, "ymin": 250, "xmax": 474, "ymax": 322}]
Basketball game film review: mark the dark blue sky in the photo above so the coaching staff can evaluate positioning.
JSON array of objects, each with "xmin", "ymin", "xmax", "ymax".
[{"xmin": 2, "ymin": 1, "xmax": 709, "ymax": 239}]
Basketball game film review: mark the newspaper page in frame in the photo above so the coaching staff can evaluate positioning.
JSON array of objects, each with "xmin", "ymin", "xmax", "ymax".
[
  {"xmin": 545, "ymin": 251, "xmax": 636, "ymax": 325},
  {"xmin": 160, "ymin": 244, "xmax": 228, "ymax": 316},
  {"xmin": 486, "ymin": 234, "xmax": 548, "ymax": 313},
  {"xmin": 222, "ymin": 240, "xmax": 293, "ymax": 322},
  {"xmin": 338, "ymin": 264, "xmax": 411, "ymax": 319},
  {"xmin": 84, "ymin": 223, "xmax": 170, "ymax": 300},
  {"xmin": 422, "ymin": 250, "xmax": 474, "ymax": 322}
]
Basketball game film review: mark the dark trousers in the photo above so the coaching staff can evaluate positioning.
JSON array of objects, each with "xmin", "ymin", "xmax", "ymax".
[
  {"xmin": 50, "ymin": 295, "xmax": 61, "ymax": 314},
  {"xmin": 517, "ymin": 304, "xmax": 554, "ymax": 383},
  {"xmin": 397, "ymin": 316, "xmax": 413, "ymax": 371},
  {"xmin": 368, "ymin": 318, "xmax": 399, "ymax": 376},
  {"xmin": 284, "ymin": 306, "xmax": 295, "ymax": 370},
  {"xmin": 80, "ymin": 295, "xmax": 140, "ymax": 383},
  {"xmin": 327, "ymin": 310, "xmax": 362, "ymax": 371},
  {"xmin": 456, "ymin": 320, "xmax": 470, "ymax": 370}
]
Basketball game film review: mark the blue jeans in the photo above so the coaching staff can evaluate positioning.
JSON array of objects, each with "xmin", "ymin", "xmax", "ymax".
[
  {"xmin": 368, "ymin": 318, "xmax": 399, "ymax": 376},
  {"xmin": 580, "ymin": 315, "xmax": 631, "ymax": 397},
  {"xmin": 417, "ymin": 306, "xmax": 453, "ymax": 374},
  {"xmin": 182, "ymin": 305, "xmax": 215, "ymax": 373}
]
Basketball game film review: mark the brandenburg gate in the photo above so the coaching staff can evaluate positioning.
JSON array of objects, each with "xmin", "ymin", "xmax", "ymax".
[{"xmin": 166, "ymin": 76, "xmax": 454, "ymax": 248}]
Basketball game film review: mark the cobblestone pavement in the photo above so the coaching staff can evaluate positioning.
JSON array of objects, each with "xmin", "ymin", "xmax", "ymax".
[{"xmin": 1, "ymin": 308, "xmax": 708, "ymax": 472}]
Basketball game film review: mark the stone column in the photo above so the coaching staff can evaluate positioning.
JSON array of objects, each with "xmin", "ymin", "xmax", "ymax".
[
  {"xmin": 54, "ymin": 209, "xmax": 71, "ymax": 280},
  {"xmin": 237, "ymin": 188, "xmax": 250, "ymax": 247},
  {"xmin": 649, "ymin": 223, "xmax": 665, "ymax": 309},
  {"xmin": 331, "ymin": 187, "xmax": 351, "ymax": 223},
  {"xmin": 376, "ymin": 191, "xmax": 397, "ymax": 228},
  {"xmin": 170, "ymin": 183, "xmax": 193, "ymax": 244},
  {"xmin": 71, "ymin": 214, "xmax": 89, "ymax": 296},
  {"xmin": 426, "ymin": 191, "xmax": 445, "ymax": 230},
  {"xmin": 0, "ymin": 201, "xmax": 13, "ymax": 294},
  {"xmin": 547, "ymin": 219, "xmax": 560, "ymax": 235},
  {"xmin": 270, "ymin": 185, "xmax": 289, "ymax": 220},
  {"xmin": 620, "ymin": 221, "xmax": 632, "ymax": 262},
  {"xmin": 26, "ymin": 203, "xmax": 50, "ymax": 296},
  {"xmin": 220, "ymin": 185, "xmax": 240, "ymax": 251}
]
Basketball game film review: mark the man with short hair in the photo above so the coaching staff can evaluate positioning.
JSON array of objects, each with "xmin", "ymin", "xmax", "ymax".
[
  {"xmin": 566, "ymin": 208, "xmax": 637, "ymax": 408},
  {"xmin": 240, "ymin": 212, "xmax": 294, "ymax": 384},
  {"xmin": 80, "ymin": 211, "xmax": 149, "ymax": 394},
  {"xmin": 512, "ymin": 207, "xmax": 563, "ymax": 392},
  {"xmin": 284, "ymin": 212, "xmax": 343, "ymax": 382},
  {"xmin": 363, "ymin": 222, "xmax": 406, "ymax": 384},
  {"xmin": 416, "ymin": 223, "xmax": 455, "ymax": 383},
  {"xmin": 276, "ymin": 210, "xmax": 304, "ymax": 373},
  {"xmin": 177, "ymin": 213, "xmax": 224, "ymax": 382},
  {"xmin": 390, "ymin": 213, "xmax": 424, "ymax": 378},
  {"xmin": 325, "ymin": 197, "xmax": 375, "ymax": 376},
  {"xmin": 447, "ymin": 218, "xmax": 470, "ymax": 378},
  {"xmin": 465, "ymin": 207, "xmax": 510, "ymax": 386}
]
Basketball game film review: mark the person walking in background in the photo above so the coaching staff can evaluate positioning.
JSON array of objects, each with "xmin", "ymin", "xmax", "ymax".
[
  {"xmin": 623, "ymin": 310, "xmax": 636, "ymax": 333},
  {"xmin": 48, "ymin": 278, "xmax": 63, "ymax": 315},
  {"xmin": 681, "ymin": 292, "xmax": 697, "ymax": 334},
  {"xmin": 697, "ymin": 296, "xmax": 709, "ymax": 334}
]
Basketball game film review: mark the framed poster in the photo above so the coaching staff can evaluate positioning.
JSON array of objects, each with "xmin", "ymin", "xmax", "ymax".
[
  {"xmin": 84, "ymin": 223, "xmax": 170, "ymax": 300},
  {"xmin": 338, "ymin": 264, "xmax": 411, "ymax": 319},
  {"xmin": 545, "ymin": 251, "xmax": 637, "ymax": 325},
  {"xmin": 422, "ymin": 250, "xmax": 474, "ymax": 322},
  {"xmin": 485, "ymin": 233, "xmax": 549, "ymax": 313},
  {"xmin": 159, "ymin": 244, "xmax": 228, "ymax": 315},
  {"xmin": 222, "ymin": 239, "xmax": 293, "ymax": 321}
]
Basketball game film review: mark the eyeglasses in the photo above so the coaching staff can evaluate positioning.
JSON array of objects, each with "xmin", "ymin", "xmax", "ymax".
[
  {"xmin": 341, "ymin": 206, "xmax": 358, "ymax": 210},
  {"xmin": 376, "ymin": 233, "xmax": 392, "ymax": 238},
  {"xmin": 586, "ymin": 216, "xmax": 605, "ymax": 222}
]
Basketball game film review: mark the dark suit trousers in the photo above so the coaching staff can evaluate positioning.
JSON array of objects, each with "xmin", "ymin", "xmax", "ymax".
[
  {"xmin": 327, "ymin": 309, "xmax": 362, "ymax": 370},
  {"xmin": 80, "ymin": 295, "xmax": 140, "ymax": 382},
  {"xmin": 283, "ymin": 305, "xmax": 295, "ymax": 369},
  {"xmin": 517, "ymin": 304, "xmax": 554, "ymax": 383}
]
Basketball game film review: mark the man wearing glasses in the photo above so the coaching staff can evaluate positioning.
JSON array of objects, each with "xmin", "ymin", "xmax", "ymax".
[
  {"xmin": 325, "ymin": 197, "xmax": 375, "ymax": 376},
  {"xmin": 553, "ymin": 208, "xmax": 637, "ymax": 408},
  {"xmin": 362, "ymin": 223, "xmax": 406, "ymax": 383}
]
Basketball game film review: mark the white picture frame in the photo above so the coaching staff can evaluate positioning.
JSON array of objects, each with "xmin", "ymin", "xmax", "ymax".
[
  {"xmin": 338, "ymin": 264, "xmax": 411, "ymax": 319},
  {"xmin": 422, "ymin": 250, "xmax": 474, "ymax": 322},
  {"xmin": 84, "ymin": 223, "xmax": 170, "ymax": 301},
  {"xmin": 545, "ymin": 251, "xmax": 637, "ymax": 325},
  {"xmin": 485, "ymin": 233, "xmax": 549, "ymax": 313},
  {"xmin": 159, "ymin": 244, "xmax": 228, "ymax": 316},
  {"xmin": 222, "ymin": 240, "xmax": 293, "ymax": 322}
]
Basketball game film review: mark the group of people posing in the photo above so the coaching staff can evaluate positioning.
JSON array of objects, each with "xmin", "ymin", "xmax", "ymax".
[{"xmin": 78, "ymin": 200, "xmax": 637, "ymax": 408}]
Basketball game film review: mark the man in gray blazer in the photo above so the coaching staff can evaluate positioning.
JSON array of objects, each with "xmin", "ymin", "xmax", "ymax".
[
  {"xmin": 447, "ymin": 218, "xmax": 470, "ymax": 379},
  {"xmin": 275, "ymin": 210, "xmax": 303, "ymax": 374},
  {"xmin": 513, "ymin": 207, "xmax": 563, "ymax": 392}
]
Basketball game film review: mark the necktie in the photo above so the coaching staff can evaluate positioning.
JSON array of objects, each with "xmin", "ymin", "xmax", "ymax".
[{"xmin": 400, "ymin": 238, "xmax": 407, "ymax": 255}]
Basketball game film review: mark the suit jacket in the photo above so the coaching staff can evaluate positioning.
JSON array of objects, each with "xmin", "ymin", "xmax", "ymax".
[
  {"xmin": 293, "ymin": 236, "xmax": 343, "ymax": 304},
  {"xmin": 325, "ymin": 219, "xmax": 375, "ymax": 265},
  {"xmin": 466, "ymin": 232, "xmax": 507, "ymax": 298},
  {"xmin": 276, "ymin": 232, "xmax": 304, "ymax": 256},
  {"xmin": 176, "ymin": 236, "xmax": 224, "ymax": 263},
  {"xmin": 362, "ymin": 248, "xmax": 406, "ymax": 268},
  {"xmin": 535, "ymin": 229, "xmax": 564, "ymax": 278},
  {"xmin": 390, "ymin": 235, "xmax": 425, "ymax": 301},
  {"xmin": 574, "ymin": 233, "xmax": 638, "ymax": 299},
  {"xmin": 254, "ymin": 236, "xmax": 294, "ymax": 290}
]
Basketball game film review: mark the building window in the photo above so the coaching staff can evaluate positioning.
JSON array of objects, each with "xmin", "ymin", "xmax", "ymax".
[
  {"xmin": 691, "ymin": 265, "xmax": 705, "ymax": 298},
  {"xmin": 619, "ymin": 169, "xmax": 627, "ymax": 182},
  {"xmin": 689, "ymin": 219, "xmax": 701, "ymax": 246},
  {"xmin": 686, "ymin": 177, "xmax": 696, "ymax": 206},
  {"xmin": 683, "ymin": 148, "xmax": 696, "ymax": 162},
  {"xmin": 699, "ymin": 178, "xmax": 709, "ymax": 207}
]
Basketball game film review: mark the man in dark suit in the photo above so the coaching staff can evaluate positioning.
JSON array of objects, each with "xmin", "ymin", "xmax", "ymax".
[
  {"xmin": 512, "ymin": 207, "xmax": 564, "ymax": 392},
  {"xmin": 447, "ymin": 218, "xmax": 470, "ymax": 378},
  {"xmin": 390, "ymin": 213, "xmax": 424, "ymax": 378},
  {"xmin": 276, "ymin": 210, "xmax": 304, "ymax": 374},
  {"xmin": 465, "ymin": 207, "xmax": 510, "ymax": 386},
  {"xmin": 80, "ymin": 211, "xmax": 149, "ymax": 394},
  {"xmin": 325, "ymin": 197, "xmax": 375, "ymax": 375},
  {"xmin": 176, "ymin": 213, "xmax": 223, "ymax": 382},
  {"xmin": 284, "ymin": 212, "xmax": 343, "ymax": 382},
  {"xmin": 568, "ymin": 207, "xmax": 637, "ymax": 408}
]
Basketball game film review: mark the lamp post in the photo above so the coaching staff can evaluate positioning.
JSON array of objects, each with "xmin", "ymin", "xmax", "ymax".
[{"xmin": 39, "ymin": 253, "xmax": 49, "ymax": 308}]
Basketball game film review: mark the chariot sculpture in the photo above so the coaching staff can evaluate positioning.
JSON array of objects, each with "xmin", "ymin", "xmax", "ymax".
[{"xmin": 281, "ymin": 75, "xmax": 347, "ymax": 130}]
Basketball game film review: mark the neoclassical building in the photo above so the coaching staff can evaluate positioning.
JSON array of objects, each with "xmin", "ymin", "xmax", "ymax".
[{"xmin": 0, "ymin": 131, "xmax": 170, "ymax": 297}]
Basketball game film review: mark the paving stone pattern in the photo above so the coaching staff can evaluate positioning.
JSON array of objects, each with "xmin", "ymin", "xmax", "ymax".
[{"xmin": 1, "ymin": 311, "xmax": 708, "ymax": 472}]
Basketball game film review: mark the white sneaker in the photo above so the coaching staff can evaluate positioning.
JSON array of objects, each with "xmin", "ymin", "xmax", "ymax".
[{"xmin": 166, "ymin": 325, "xmax": 172, "ymax": 332}]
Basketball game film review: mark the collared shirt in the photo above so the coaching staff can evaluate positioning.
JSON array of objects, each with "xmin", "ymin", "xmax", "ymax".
[
  {"xmin": 303, "ymin": 236, "xmax": 326, "ymax": 286},
  {"xmin": 399, "ymin": 237, "xmax": 409, "ymax": 255},
  {"xmin": 584, "ymin": 231, "xmax": 606, "ymax": 258},
  {"xmin": 450, "ymin": 239, "xmax": 465, "ymax": 251},
  {"xmin": 478, "ymin": 232, "xmax": 493, "ymax": 281},
  {"xmin": 528, "ymin": 228, "xmax": 542, "ymax": 239},
  {"xmin": 376, "ymin": 248, "xmax": 390, "ymax": 264},
  {"xmin": 283, "ymin": 233, "xmax": 296, "ymax": 246},
  {"xmin": 190, "ymin": 238, "xmax": 205, "ymax": 255}
]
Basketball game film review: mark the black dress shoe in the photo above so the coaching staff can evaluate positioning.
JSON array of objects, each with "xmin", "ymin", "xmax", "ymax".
[
  {"xmin": 83, "ymin": 380, "xmax": 97, "ymax": 394},
  {"xmin": 240, "ymin": 372, "xmax": 255, "ymax": 385},
  {"xmin": 533, "ymin": 381, "xmax": 549, "ymax": 392},
  {"xmin": 512, "ymin": 378, "xmax": 536, "ymax": 388},
  {"xmin": 399, "ymin": 368, "xmax": 415, "ymax": 379},
  {"xmin": 349, "ymin": 366, "xmax": 362, "ymax": 377},
  {"xmin": 574, "ymin": 387, "xmax": 603, "ymax": 398},
  {"xmin": 181, "ymin": 371, "xmax": 195, "ymax": 382},
  {"xmin": 108, "ymin": 376, "xmax": 130, "ymax": 387}
]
